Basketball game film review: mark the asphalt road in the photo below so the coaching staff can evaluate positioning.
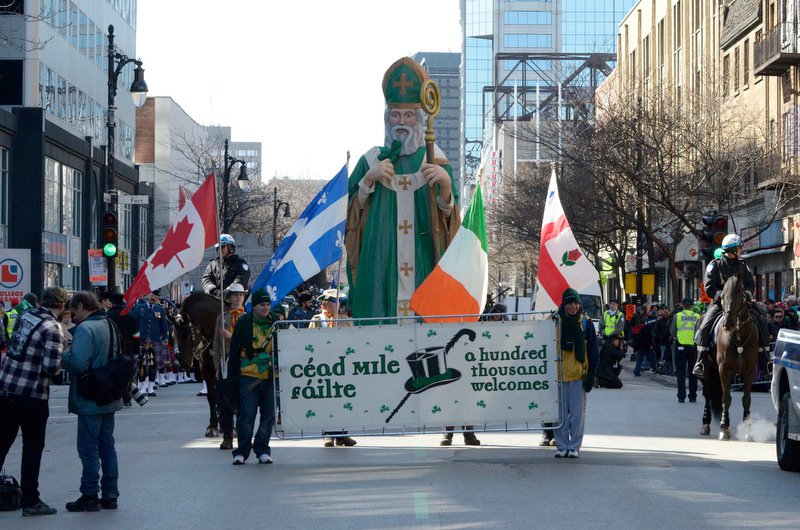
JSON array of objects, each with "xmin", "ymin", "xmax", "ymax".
[{"xmin": 1, "ymin": 359, "xmax": 798, "ymax": 529}]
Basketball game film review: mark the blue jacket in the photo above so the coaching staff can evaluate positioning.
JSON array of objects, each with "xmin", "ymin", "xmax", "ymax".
[
  {"xmin": 62, "ymin": 311, "xmax": 124, "ymax": 415},
  {"xmin": 134, "ymin": 302, "xmax": 168, "ymax": 342}
]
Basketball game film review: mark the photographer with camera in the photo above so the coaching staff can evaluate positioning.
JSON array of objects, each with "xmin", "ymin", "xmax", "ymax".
[
  {"xmin": 0, "ymin": 287, "xmax": 67, "ymax": 516},
  {"xmin": 62, "ymin": 291, "xmax": 124, "ymax": 512}
]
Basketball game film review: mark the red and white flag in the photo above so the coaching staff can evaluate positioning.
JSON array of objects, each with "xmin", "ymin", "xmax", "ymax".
[
  {"xmin": 121, "ymin": 173, "xmax": 218, "ymax": 314},
  {"xmin": 534, "ymin": 167, "xmax": 600, "ymax": 312}
]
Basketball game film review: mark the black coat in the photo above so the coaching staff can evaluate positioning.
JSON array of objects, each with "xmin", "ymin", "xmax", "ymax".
[
  {"xmin": 202, "ymin": 253, "xmax": 251, "ymax": 298},
  {"xmin": 106, "ymin": 305, "xmax": 140, "ymax": 359},
  {"xmin": 704, "ymin": 255, "xmax": 755, "ymax": 300},
  {"xmin": 597, "ymin": 342, "xmax": 625, "ymax": 382}
]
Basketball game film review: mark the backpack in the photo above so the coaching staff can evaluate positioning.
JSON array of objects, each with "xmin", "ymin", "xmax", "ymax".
[
  {"xmin": 0, "ymin": 471, "xmax": 21, "ymax": 511},
  {"xmin": 76, "ymin": 318, "xmax": 134, "ymax": 406}
]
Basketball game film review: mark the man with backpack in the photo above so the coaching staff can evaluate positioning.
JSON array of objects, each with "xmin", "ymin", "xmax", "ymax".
[
  {"xmin": 0, "ymin": 287, "xmax": 67, "ymax": 516},
  {"xmin": 62, "ymin": 291, "xmax": 124, "ymax": 512}
]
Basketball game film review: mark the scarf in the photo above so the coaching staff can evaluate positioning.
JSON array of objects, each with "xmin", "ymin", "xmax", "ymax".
[
  {"xmin": 228, "ymin": 306, "xmax": 244, "ymax": 331},
  {"xmin": 378, "ymin": 140, "xmax": 402, "ymax": 163},
  {"xmin": 559, "ymin": 306, "xmax": 586, "ymax": 363}
]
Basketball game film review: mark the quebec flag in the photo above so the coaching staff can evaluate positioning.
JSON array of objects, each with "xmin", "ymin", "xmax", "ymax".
[{"xmin": 251, "ymin": 165, "xmax": 348, "ymax": 308}]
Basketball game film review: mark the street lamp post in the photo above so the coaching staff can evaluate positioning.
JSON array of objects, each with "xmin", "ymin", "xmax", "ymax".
[
  {"xmin": 222, "ymin": 138, "xmax": 249, "ymax": 233},
  {"xmin": 106, "ymin": 24, "xmax": 148, "ymax": 292},
  {"xmin": 272, "ymin": 186, "xmax": 290, "ymax": 252}
]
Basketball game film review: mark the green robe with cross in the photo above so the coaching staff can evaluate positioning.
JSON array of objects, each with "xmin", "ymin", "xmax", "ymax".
[{"xmin": 345, "ymin": 145, "xmax": 459, "ymax": 321}]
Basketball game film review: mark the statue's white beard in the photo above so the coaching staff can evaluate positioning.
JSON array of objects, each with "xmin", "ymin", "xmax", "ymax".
[{"xmin": 385, "ymin": 109, "xmax": 426, "ymax": 156}]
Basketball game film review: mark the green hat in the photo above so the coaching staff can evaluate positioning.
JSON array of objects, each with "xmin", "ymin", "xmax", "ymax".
[
  {"xmin": 382, "ymin": 57, "xmax": 428, "ymax": 109},
  {"xmin": 561, "ymin": 288, "xmax": 580, "ymax": 305},
  {"xmin": 251, "ymin": 288, "xmax": 271, "ymax": 306}
]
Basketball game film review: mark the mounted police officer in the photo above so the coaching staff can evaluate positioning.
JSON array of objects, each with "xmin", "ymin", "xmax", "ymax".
[
  {"xmin": 202, "ymin": 234, "xmax": 251, "ymax": 299},
  {"xmin": 692, "ymin": 234, "xmax": 769, "ymax": 377}
]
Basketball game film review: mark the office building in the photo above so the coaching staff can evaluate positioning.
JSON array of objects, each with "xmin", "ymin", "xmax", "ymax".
[{"xmin": 0, "ymin": 0, "xmax": 145, "ymax": 293}]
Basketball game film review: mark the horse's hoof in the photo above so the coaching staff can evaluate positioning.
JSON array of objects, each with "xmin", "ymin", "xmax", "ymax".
[
  {"xmin": 719, "ymin": 430, "xmax": 731, "ymax": 441},
  {"xmin": 700, "ymin": 425, "xmax": 710, "ymax": 436},
  {"xmin": 205, "ymin": 427, "xmax": 219, "ymax": 438}
]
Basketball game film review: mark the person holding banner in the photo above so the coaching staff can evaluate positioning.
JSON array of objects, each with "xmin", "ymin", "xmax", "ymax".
[
  {"xmin": 345, "ymin": 57, "xmax": 460, "ymax": 320},
  {"xmin": 228, "ymin": 288, "xmax": 276, "ymax": 465},
  {"xmin": 554, "ymin": 288, "xmax": 599, "ymax": 459}
]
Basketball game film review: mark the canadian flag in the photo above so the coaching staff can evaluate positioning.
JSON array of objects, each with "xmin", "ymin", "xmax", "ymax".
[
  {"xmin": 534, "ymin": 167, "xmax": 600, "ymax": 312},
  {"xmin": 121, "ymin": 173, "xmax": 218, "ymax": 314}
]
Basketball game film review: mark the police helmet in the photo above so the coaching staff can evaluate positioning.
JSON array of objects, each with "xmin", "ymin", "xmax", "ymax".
[
  {"xmin": 216, "ymin": 233, "xmax": 236, "ymax": 249},
  {"xmin": 721, "ymin": 234, "xmax": 742, "ymax": 250},
  {"xmin": 682, "ymin": 297, "xmax": 693, "ymax": 306}
]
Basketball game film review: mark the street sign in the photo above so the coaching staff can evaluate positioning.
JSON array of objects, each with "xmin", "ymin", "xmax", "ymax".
[
  {"xmin": 0, "ymin": 249, "xmax": 31, "ymax": 309},
  {"xmin": 88, "ymin": 248, "xmax": 108, "ymax": 285},
  {"xmin": 118, "ymin": 195, "xmax": 149, "ymax": 205}
]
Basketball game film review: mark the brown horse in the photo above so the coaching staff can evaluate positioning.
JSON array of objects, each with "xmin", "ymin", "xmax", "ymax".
[
  {"xmin": 701, "ymin": 274, "xmax": 759, "ymax": 440},
  {"xmin": 171, "ymin": 292, "xmax": 222, "ymax": 438}
]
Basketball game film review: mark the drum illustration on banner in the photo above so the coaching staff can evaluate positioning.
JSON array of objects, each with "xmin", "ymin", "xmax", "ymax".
[{"xmin": 386, "ymin": 329, "xmax": 476, "ymax": 423}]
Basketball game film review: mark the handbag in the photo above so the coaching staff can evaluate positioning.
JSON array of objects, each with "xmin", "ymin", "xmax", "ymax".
[
  {"xmin": 0, "ymin": 470, "xmax": 21, "ymax": 511},
  {"xmin": 76, "ymin": 318, "xmax": 134, "ymax": 406}
]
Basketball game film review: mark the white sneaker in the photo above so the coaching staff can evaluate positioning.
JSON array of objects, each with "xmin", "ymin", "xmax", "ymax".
[
  {"xmin": 258, "ymin": 454, "xmax": 273, "ymax": 464},
  {"xmin": 232, "ymin": 455, "xmax": 245, "ymax": 465},
  {"xmin": 554, "ymin": 449, "xmax": 567, "ymax": 458},
  {"xmin": 567, "ymin": 450, "xmax": 580, "ymax": 458}
]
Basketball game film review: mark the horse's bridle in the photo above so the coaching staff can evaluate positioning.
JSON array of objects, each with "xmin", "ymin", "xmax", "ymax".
[{"xmin": 180, "ymin": 317, "xmax": 212, "ymax": 362}]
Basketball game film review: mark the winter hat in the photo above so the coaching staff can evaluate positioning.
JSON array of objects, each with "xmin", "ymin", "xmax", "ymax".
[
  {"xmin": 251, "ymin": 288, "xmax": 271, "ymax": 306},
  {"xmin": 561, "ymin": 288, "xmax": 580, "ymax": 305}
]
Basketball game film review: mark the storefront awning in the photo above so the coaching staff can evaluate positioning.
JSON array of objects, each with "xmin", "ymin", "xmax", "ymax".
[{"xmin": 742, "ymin": 245, "xmax": 788, "ymax": 259}]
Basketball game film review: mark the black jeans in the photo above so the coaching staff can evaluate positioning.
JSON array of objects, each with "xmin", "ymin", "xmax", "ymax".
[
  {"xmin": 217, "ymin": 378, "xmax": 238, "ymax": 437},
  {"xmin": 0, "ymin": 394, "xmax": 49, "ymax": 507},
  {"xmin": 675, "ymin": 345, "xmax": 698, "ymax": 401}
]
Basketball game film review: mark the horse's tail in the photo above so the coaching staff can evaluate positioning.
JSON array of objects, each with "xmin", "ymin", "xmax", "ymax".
[{"xmin": 705, "ymin": 363, "xmax": 723, "ymax": 421}]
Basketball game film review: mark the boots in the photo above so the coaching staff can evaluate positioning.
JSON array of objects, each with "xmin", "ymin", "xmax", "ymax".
[
  {"xmin": 335, "ymin": 436, "xmax": 357, "ymax": 447},
  {"xmin": 220, "ymin": 434, "xmax": 234, "ymax": 450},
  {"xmin": 758, "ymin": 347, "xmax": 771, "ymax": 378},
  {"xmin": 65, "ymin": 494, "xmax": 99, "ymax": 512},
  {"xmin": 692, "ymin": 349, "xmax": 706, "ymax": 378},
  {"xmin": 463, "ymin": 432, "xmax": 481, "ymax": 446},
  {"xmin": 440, "ymin": 433, "xmax": 453, "ymax": 446}
]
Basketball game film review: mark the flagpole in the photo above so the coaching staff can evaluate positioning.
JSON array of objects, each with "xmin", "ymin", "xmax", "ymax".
[
  {"xmin": 211, "ymin": 161, "xmax": 227, "ymax": 379},
  {"xmin": 334, "ymin": 151, "xmax": 351, "ymax": 325}
]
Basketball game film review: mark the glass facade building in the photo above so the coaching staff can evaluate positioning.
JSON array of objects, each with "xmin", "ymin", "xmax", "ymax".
[{"xmin": 460, "ymin": 0, "xmax": 637, "ymax": 187}]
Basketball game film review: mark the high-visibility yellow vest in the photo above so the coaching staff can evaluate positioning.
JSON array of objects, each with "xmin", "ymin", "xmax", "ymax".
[
  {"xmin": 6, "ymin": 308, "xmax": 18, "ymax": 338},
  {"xmin": 675, "ymin": 310, "xmax": 700, "ymax": 345},
  {"xmin": 603, "ymin": 311, "xmax": 623, "ymax": 336}
]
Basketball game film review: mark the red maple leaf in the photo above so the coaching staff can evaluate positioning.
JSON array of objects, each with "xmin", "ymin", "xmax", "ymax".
[{"xmin": 150, "ymin": 217, "xmax": 193, "ymax": 269}]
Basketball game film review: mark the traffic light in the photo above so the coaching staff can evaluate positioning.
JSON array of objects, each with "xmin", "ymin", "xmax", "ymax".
[
  {"xmin": 700, "ymin": 214, "xmax": 728, "ymax": 259},
  {"xmin": 102, "ymin": 211, "xmax": 118, "ymax": 258}
]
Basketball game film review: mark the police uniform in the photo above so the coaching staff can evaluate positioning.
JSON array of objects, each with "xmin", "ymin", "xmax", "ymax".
[
  {"xmin": 602, "ymin": 309, "xmax": 625, "ymax": 341},
  {"xmin": 672, "ymin": 307, "xmax": 700, "ymax": 402},
  {"xmin": 201, "ymin": 253, "xmax": 251, "ymax": 298}
]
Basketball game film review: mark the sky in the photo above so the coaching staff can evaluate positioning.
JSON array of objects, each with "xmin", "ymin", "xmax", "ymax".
[{"xmin": 136, "ymin": 1, "xmax": 462, "ymax": 180}]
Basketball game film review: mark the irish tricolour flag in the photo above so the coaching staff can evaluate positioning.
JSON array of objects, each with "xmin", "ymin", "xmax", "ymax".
[{"xmin": 410, "ymin": 185, "xmax": 488, "ymax": 322}]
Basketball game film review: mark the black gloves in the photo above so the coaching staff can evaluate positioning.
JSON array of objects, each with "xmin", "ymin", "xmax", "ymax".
[{"xmin": 583, "ymin": 373, "xmax": 595, "ymax": 393}]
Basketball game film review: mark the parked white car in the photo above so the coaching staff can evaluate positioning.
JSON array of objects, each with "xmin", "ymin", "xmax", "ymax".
[{"xmin": 771, "ymin": 328, "xmax": 800, "ymax": 471}]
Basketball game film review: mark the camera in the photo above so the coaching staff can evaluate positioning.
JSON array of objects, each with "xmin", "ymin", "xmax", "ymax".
[{"xmin": 129, "ymin": 382, "xmax": 148, "ymax": 406}]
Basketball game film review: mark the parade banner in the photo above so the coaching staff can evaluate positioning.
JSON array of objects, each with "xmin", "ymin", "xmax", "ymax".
[{"xmin": 275, "ymin": 319, "xmax": 559, "ymax": 438}]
